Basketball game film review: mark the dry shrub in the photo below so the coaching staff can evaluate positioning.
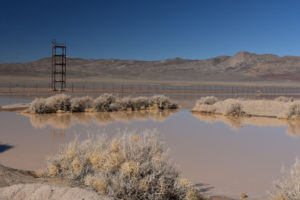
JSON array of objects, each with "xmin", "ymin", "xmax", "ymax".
[
  {"xmin": 30, "ymin": 94, "xmax": 178, "ymax": 114},
  {"xmin": 29, "ymin": 94, "xmax": 71, "ymax": 114},
  {"xmin": 288, "ymin": 103, "xmax": 300, "ymax": 118},
  {"xmin": 131, "ymin": 96, "xmax": 150, "ymax": 110},
  {"xmin": 93, "ymin": 94, "xmax": 178, "ymax": 112},
  {"xmin": 29, "ymin": 98, "xmax": 51, "ymax": 114},
  {"xmin": 94, "ymin": 94, "xmax": 116, "ymax": 112},
  {"xmin": 117, "ymin": 97, "xmax": 133, "ymax": 111},
  {"xmin": 225, "ymin": 102, "xmax": 245, "ymax": 116},
  {"xmin": 71, "ymin": 96, "xmax": 94, "ymax": 112},
  {"xmin": 44, "ymin": 131, "xmax": 206, "ymax": 200},
  {"xmin": 196, "ymin": 96, "xmax": 218, "ymax": 106},
  {"xmin": 271, "ymin": 159, "xmax": 300, "ymax": 200},
  {"xmin": 275, "ymin": 96, "xmax": 294, "ymax": 103},
  {"xmin": 47, "ymin": 94, "xmax": 71, "ymax": 111},
  {"xmin": 150, "ymin": 95, "xmax": 178, "ymax": 109}
]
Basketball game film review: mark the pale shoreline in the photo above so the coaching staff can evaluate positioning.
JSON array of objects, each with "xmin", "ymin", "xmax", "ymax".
[{"xmin": 192, "ymin": 98, "xmax": 300, "ymax": 119}]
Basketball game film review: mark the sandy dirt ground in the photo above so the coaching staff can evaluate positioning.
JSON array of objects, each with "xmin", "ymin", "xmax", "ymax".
[{"xmin": 0, "ymin": 164, "xmax": 236, "ymax": 200}]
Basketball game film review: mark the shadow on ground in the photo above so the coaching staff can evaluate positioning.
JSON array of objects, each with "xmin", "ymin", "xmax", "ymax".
[
  {"xmin": 0, "ymin": 144, "xmax": 14, "ymax": 153},
  {"xmin": 194, "ymin": 183, "xmax": 214, "ymax": 193}
]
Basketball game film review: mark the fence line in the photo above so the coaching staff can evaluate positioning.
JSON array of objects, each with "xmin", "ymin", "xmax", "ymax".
[{"xmin": 2, "ymin": 81, "xmax": 300, "ymax": 99}]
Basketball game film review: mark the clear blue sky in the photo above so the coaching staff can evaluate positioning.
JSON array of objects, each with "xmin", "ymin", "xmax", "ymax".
[{"xmin": 1, "ymin": 0, "xmax": 300, "ymax": 63}]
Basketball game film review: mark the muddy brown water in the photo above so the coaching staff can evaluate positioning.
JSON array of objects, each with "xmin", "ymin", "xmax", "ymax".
[{"xmin": 1, "ymin": 97, "xmax": 300, "ymax": 200}]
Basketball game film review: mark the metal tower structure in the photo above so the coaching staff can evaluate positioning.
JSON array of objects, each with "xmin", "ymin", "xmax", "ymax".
[{"xmin": 51, "ymin": 39, "xmax": 66, "ymax": 91}]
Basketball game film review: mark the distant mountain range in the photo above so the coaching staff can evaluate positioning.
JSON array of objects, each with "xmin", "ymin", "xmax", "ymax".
[{"xmin": 1, "ymin": 51, "xmax": 300, "ymax": 82}]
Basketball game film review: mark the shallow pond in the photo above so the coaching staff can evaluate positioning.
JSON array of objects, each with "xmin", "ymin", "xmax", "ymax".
[{"xmin": 1, "ymin": 97, "xmax": 300, "ymax": 200}]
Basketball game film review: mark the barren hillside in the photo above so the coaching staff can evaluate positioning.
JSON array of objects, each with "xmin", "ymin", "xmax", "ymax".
[{"xmin": 1, "ymin": 51, "xmax": 300, "ymax": 82}]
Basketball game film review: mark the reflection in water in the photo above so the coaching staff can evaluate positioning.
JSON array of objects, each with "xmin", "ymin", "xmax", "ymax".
[
  {"xmin": 3, "ymin": 109, "xmax": 300, "ymax": 199},
  {"xmin": 287, "ymin": 121, "xmax": 300, "ymax": 137},
  {"xmin": 50, "ymin": 128, "xmax": 66, "ymax": 141},
  {"xmin": 192, "ymin": 112, "xmax": 300, "ymax": 137},
  {"xmin": 21, "ymin": 110, "xmax": 178, "ymax": 130},
  {"xmin": 25, "ymin": 113, "xmax": 73, "ymax": 129}
]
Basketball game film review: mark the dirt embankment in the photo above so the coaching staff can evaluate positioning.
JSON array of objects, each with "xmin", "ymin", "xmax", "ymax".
[
  {"xmin": 0, "ymin": 164, "xmax": 236, "ymax": 200},
  {"xmin": 0, "ymin": 164, "xmax": 111, "ymax": 200}
]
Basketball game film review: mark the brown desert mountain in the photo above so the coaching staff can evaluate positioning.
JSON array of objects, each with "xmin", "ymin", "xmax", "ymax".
[{"xmin": 1, "ymin": 51, "xmax": 300, "ymax": 82}]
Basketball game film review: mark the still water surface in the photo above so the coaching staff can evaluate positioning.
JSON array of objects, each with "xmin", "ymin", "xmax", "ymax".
[{"xmin": 1, "ymin": 98, "xmax": 300, "ymax": 199}]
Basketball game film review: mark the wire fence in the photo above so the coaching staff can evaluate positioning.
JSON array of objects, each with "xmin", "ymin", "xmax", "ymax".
[
  {"xmin": 2, "ymin": 81, "xmax": 300, "ymax": 108},
  {"xmin": 2, "ymin": 81, "xmax": 300, "ymax": 99}
]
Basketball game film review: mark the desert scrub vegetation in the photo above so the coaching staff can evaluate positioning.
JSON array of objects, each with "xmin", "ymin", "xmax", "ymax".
[
  {"xmin": 29, "ymin": 94, "xmax": 178, "ymax": 114},
  {"xmin": 192, "ymin": 97, "xmax": 299, "ymax": 118},
  {"xmin": 196, "ymin": 96, "xmax": 218, "ymax": 106},
  {"xmin": 225, "ymin": 102, "xmax": 246, "ymax": 117},
  {"xmin": 275, "ymin": 96, "xmax": 294, "ymax": 103},
  {"xmin": 43, "ymin": 131, "xmax": 206, "ymax": 200},
  {"xmin": 29, "ymin": 94, "xmax": 71, "ymax": 114},
  {"xmin": 71, "ymin": 96, "xmax": 94, "ymax": 112},
  {"xmin": 287, "ymin": 103, "xmax": 300, "ymax": 119},
  {"xmin": 271, "ymin": 158, "xmax": 300, "ymax": 200},
  {"xmin": 94, "ymin": 94, "xmax": 117, "ymax": 112},
  {"xmin": 150, "ymin": 95, "xmax": 178, "ymax": 109}
]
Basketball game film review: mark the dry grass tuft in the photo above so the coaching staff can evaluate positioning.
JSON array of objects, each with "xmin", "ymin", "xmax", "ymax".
[
  {"xmin": 43, "ymin": 130, "xmax": 206, "ymax": 200},
  {"xmin": 271, "ymin": 158, "xmax": 300, "ymax": 200}
]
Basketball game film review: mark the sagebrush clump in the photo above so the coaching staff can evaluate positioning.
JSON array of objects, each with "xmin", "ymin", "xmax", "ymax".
[
  {"xmin": 94, "ymin": 94, "xmax": 116, "ymax": 112},
  {"xmin": 43, "ymin": 131, "xmax": 206, "ymax": 200},
  {"xmin": 275, "ymin": 96, "xmax": 294, "ymax": 103},
  {"xmin": 150, "ymin": 95, "xmax": 178, "ymax": 109},
  {"xmin": 288, "ymin": 103, "xmax": 300, "ymax": 118},
  {"xmin": 29, "ymin": 94, "xmax": 178, "ymax": 114},
  {"xmin": 29, "ymin": 98, "xmax": 50, "ymax": 114},
  {"xmin": 71, "ymin": 96, "xmax": 94, "ymax": 112},
  {"xmin": 29, "ymin": 94, "xmax": 71, "ymax": 114},
  {"xmin": 271, "ymin": 158, "xmax": 300, "ymax": 200},
  {"xmin": 225, "ymin": 102, "xmax": 245, "ymax": 116},
  {"xmin": 131, "ymin": 96, "xmax": 150, "ymax": 110},
  {"xmin": 196, "ymin": 96, "xmax": 218, "ymax": 106}
]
